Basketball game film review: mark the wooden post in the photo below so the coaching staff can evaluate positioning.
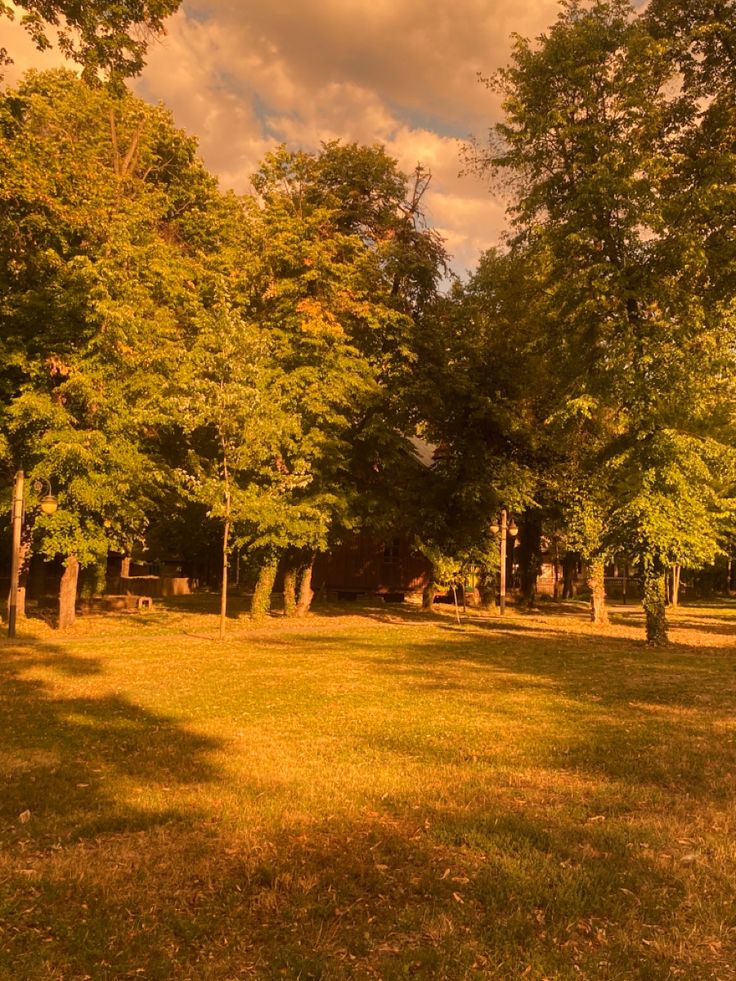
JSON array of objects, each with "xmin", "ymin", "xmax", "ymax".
[{"xmin": 8, "ymin": 470, "xmax": 24, "ymax": 638}]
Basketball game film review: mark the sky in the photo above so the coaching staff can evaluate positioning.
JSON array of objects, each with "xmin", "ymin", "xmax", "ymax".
[{"xmin": 2, "ymin": 0, "xmax": 563, "ymax": 275}]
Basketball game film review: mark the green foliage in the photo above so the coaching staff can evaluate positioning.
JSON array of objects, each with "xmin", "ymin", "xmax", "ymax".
[
  {"xmin": 0, "ymin": 71, "xmax": 238, "ymax": 569},
  {"xmin": 245, "ymin": 143, "xmax": 449, "ymax": 557}
]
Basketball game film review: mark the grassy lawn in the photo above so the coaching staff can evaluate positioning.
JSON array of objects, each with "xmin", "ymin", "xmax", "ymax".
[{"xmin": 1, "ymin": 599, "xmax": 736, "ymax": 979}]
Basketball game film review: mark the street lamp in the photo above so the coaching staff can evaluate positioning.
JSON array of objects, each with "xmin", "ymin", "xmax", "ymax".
[
  {"xmin": 490, "ymin": 508, "xmax": 519, "ymax": 615},
  {"xmin": 7, "ymin": 471, "xmax": 57, "ymax": 638}
]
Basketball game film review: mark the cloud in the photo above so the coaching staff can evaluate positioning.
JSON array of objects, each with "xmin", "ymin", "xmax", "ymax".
[
  {"xmin": 1, "ymin": 6, "xmax": 69, "ymax": 82},
  {"xmin": 2, "ymin": 0, "xmax": 563, "ymax": 275},
  {"xmin": 134, "ymin": 0, "xmax": 566, "ymax": 274}
]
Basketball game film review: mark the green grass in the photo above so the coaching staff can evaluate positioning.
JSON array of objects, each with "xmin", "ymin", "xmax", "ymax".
[{"xmin": 2, "ymin": 599, "xmax": 736, "ymax": 979}]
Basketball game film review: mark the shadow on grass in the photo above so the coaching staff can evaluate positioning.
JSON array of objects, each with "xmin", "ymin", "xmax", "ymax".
[
  {"xmin": 2, "ymin": 795, "xmax": 730, "ymax": 979},
  {"xmin": 0, "ymin": 640, "xmax": 223, "ymax": 846}
]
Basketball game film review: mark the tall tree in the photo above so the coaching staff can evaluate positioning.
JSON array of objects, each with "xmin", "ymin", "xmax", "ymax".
[
  {"xmin": 472, "ymin": 0, "xmax": 736, "ymax": 642},
  {"xmin": 0, "ymin": 71, "xmax": 243, "ymax": 626},
  {"xmin": 245, "ymin": 143, "xmax": 448, "ymax": 615}
]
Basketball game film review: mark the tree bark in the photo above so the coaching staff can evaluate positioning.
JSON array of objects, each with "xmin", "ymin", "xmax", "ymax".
[
  {"xmin": 422, "ymin": 582, "xmax": 437, "ymax": 611},
  {"xmin": 296, "ymin": 553, "xmax": 316, "ymax": 617},
  {"xmin": 587, "ymin": 556, "xmax": 609, "ymax": 626},
  {"xmin": 251, "ymin": 555, "xmax": 278, "ymax": 620},
  {"xmin": 643, "ymin": 560, "xmax": 669, "ymax": 645},
  {"xmin": 59, "ymin": 555, "xmax": 80, "ymax": 630}
]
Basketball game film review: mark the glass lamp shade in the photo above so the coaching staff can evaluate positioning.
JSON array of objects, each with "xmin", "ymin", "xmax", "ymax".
[
  {"xmin": 40, "ymin": 495, "xmax": 58, "ymax": 515},
  {"xmin": 508, "ymin": 520, "xmax": 519, "ymax": 537},
  {"xmin": 490, "ymin": 522, "xmax": 500, "ymax": 535}
]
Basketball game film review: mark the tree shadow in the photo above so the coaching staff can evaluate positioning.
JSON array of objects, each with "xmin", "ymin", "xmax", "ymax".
[
  {"xmin": 0, "ymin": 639, "xmax": 224, "ymax": 847},
  {"xmin": 3, "ymin": 794, "xmax": 727, "ymax": 978}
]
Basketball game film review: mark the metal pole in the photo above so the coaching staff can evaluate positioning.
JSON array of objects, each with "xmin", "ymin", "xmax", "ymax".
[
  {"xmin": 8, "ymin": 470, "xmax": 24, "ymax": 639},
  {"xmin": 499, "ymin": 507, "xmax": 508, "ymax": 615}
]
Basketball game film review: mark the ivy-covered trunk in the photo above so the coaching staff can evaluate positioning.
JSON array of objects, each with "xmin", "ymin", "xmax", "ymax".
[
  {"xmin": 643, "ymin": 560, "xmax": 669, "ymax": 645},
  {"xmin": 296, "ymin": 552, "xmax": 316, "ymax": 617},
  {"xmin": 477, "ymin": 569, "xmax": 496, "ymax": 609},
  {"xmin": 12, "ymin": 540, "xmax": 30, "ymax": 620},
  {"xmin": 518, "ymin": 509, "xmax": 542, "ymax": 608},
  {"xmin": 283, "ymin": 565, "xmax": 298, "ymax": 617},
  {"xmin": 59, "ymin": 555, "xmax": 79, "ymax": 630},
  {"xmin": 81, "ymin": 552, "xmax": 108, "ymax": 599},
  {"xmin": 587, "ymin": 556, "xmax": 608, "ymax": 626},
  {"xmin": 251, "ymin": 555, "xmax": 278, "ymax": 620},
  {"xmin": 219, "ymin": 517, "xmax": 230, "ymax": 641},
  {"xmin": 422, "ymin": 566, "xmax": 438, "ymax": 611}
]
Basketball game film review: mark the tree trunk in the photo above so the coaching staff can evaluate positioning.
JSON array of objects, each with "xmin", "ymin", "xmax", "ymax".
[
  {"xmin": 296, "ymin": 553, "xmax": 316, "ymax": 617},
  {"xmin": 422, "ymin": 582, "xmax": 437, "ymax": 611},
  {"xmin": 251, "ymin": 555, "xmax": 278, "ymax": 620},
  {"xmin": 670, "ymin": 564, "xmax": 681, "ymax": 608},
  {"xmin": 587, "ymin": 556, "xmax": 608, "ymax": 626},
  {"xmin": 518, "ymin": 509, "xmax": 542, "ymax": 608},
  {"xmin": 552, "ymin": 539, "xmax": 560, "ymax": 601},
  {"xmin": 643, "ymin": 561, "xmax": 669, "ymax": 646},
  {"xmin": 477, "ymin": 569, "xmax": 496, "ymax": 609},
  {"xmin": 562, "ymin": 552, "xmax": 579, "ymax": 599},
  {"xmin": 11, "ymin": 540, "xmax": 30, "ymax": 620},
  {"xmin": 59, "ymin": 555, "xmax": 80, "ymax": 630},
  {"xmin": 82, "ymin": 552, "xmax": 108, "ymax": 598},
  {"xmin": 283, "ymin": 565, "xmax": 298, "ymax": 617},
  {"xmin": 219, "ymin": 517, "xmax": 230, "ymax": 640}
]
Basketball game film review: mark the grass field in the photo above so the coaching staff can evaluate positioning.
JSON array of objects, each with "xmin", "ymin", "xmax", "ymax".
[{"xmin": 1, "ymin": 598, "xmax": 736, "ymax": 979}]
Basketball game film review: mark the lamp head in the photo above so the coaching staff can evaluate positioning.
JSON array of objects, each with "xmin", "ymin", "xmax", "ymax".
[
  {"xmin": 508, "ymin": 519, "xmax": 519, "ymax": 537},
  {"xmin": 40, "ymin": 494, "xmax": 58, "ymax": 515}
]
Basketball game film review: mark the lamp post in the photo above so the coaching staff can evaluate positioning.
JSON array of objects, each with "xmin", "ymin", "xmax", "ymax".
[
  {"xmin": 8, "ymin": 472, "xmax": 57, "ymax": 638},
  {"xmin": 490, "ymin": 508, "xmax": 519, "ymax": 615}
]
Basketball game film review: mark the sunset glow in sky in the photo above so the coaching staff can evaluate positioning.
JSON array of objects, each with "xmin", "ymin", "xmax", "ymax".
[{"xmin": 3, "ymin": 0, "xmax": 563, "ymax": 274}]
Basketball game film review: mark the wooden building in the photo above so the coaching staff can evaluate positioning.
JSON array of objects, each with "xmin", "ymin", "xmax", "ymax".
[{"xmin": 313, "ymin": 533, "xmax": 431, "ymax": 600}]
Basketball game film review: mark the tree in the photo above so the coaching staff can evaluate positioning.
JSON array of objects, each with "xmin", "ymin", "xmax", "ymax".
[
  {"xmin": 244, "ymin": 143, "xmax": 448, "ymax": 615},
  {"xmin": 472, "ymin": 0, "xmax": 736, "ymax": 643},
  {"xmin": 0, "ymin": 71, "xmax": 243, "ymax": 627},
  {"xmin": 0, "ymin": 1, "xmax": 181, "ymax": 82},
  {"xmin": 175, "ymin": 288, "xmax": 291, "ymax": 638}
]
